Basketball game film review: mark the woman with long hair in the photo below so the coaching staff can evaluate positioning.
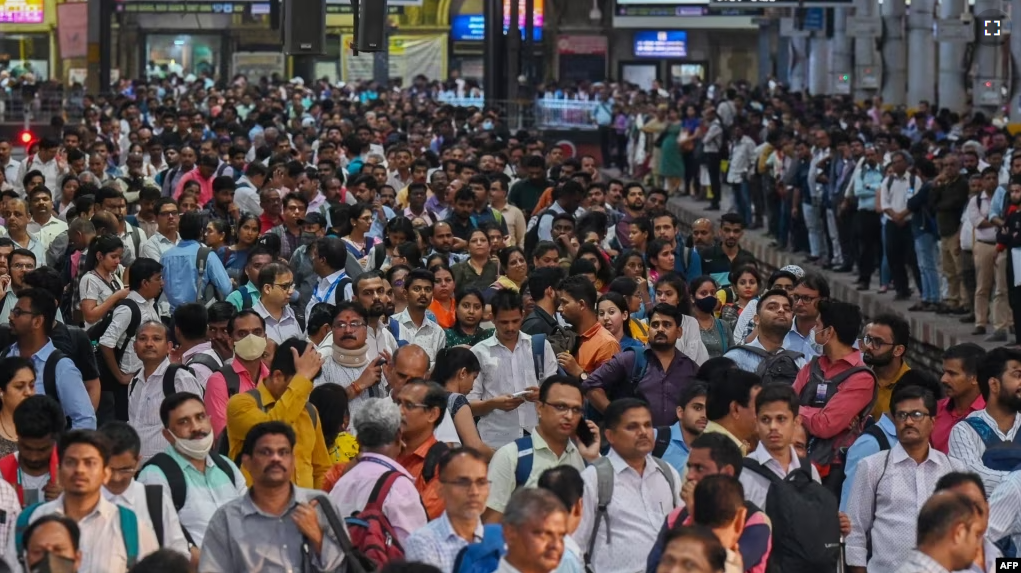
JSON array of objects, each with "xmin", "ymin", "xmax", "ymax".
[
  {"xmin": 690, "ymin": 275, "xmax": 732, "ymax": 359},
  {"xmin": 431, "ymin": 347, "xmax": 494, "ymax": 459},
  {"xmin": 627, "ymin": 216, "xmax": 652, "ymax": 256},
  {"xmin": 427, "ymin": 264, "xmax": 457, "ymax": 328},
  {"xmin": 57, "ymin": 174, "xmax": 79, "ymax": 220},
  {"xmin": 489, "ymin": 246, "xmax": 528, "ymax": 294},
  {"xmin": 218, "ymin": 213, "xmax": 260, "ymax": 283},
  {"xmin": 368, "ymin": 217, "xmax": 415, "ymax": 272},
  {"xmin": 647, "ymin": 239, "xmax": 676, "ymax": 284},
  {"xmin": 445, "ymin": 288, "xmax": 493, "ymax": 347},
  {"xmin": 342, "ymin": 202, "xmax": 379, "ymax": 268},
  {"xmin": 597, "ymin": 292, "xmax": 644, "ymax": 352},
  {"xmin": 308, "ymin": 384, "xmax": 359, "ymax": 465},
  {"xmin": 613, "ymin": 249, "xmax": 653, "ymax": 312},
  {"xmin": 451, "ymin": 228, "xmax": 498, "ymax": 291},
  {"xmin": 653, "ymin": 272, "xmax": 710, "ymax": 365},
  {"xmin": 386, "ymin": 264, "xmax": 411, "ymax": 316},
  {"xmin": 607, "ymin": 277, "xmax": 650, "ymax": 343},
  {"xmin": 577, "ymin": 243, "xmax": 614, "ymax": 293},
  {"xmin": 79, "ymin": 235, "xmax": 128, "ymax": 328},
  {"xmin": 0, "ymin": 357, "xmax": 36, "ymax": 457},
  {"xmin": 719, "ymin": 265, "xmax": 761, "ymax": 333}
]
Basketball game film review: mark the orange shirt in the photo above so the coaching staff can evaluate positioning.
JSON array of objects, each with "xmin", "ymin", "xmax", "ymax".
[
  {"xmin": 577, "ymin": 322, "xmax": 621, "ymax": 374},
  {"xmin": 429, "ymin": 298, "xmax": 456, "ymax": 329},
  {"xmin": 531, "ymin": 187, "xmax": 556, "ymax": 217},
  {"xmin": 397, "ymin": 436, "xmax": 445, "ymax": 520}
]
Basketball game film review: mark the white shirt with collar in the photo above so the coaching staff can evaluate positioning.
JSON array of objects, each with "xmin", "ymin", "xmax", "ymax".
[
  {"xmin": 739, "ymin": 443, "xmax": 822, "ymax": 509},
  {"xmin": 253, "ymin": 300, "xmax": 304, "ymax": 345},
  {"xmin": 16, "ymin": 155, "xmax": 67, "ymax": 199},
  {"xmin": 880, "ymin": 171, "xmax": 918, "ymax": 222},
  {"xmin": 26, "ymin": 215, "xmax": 67, "ymax": 252},
  {"xmin": 845, "ymin": 442, "xmax": 966, "ymax": 573},
  {"xmin": 127, "ymin": 357, "xmax": 204, "ymax": 463},
  {"xmin": 138, "ymin": 231, "xmax": 180, "ymax": 262},
  {"xmin": 394, "ymin": 308, "xmax": 446, "ymax": 364},
  {"xmin": 949, "ymin": 410, "xmax": 1021, "ymax": 497},
  {"xmin": 573, "ymin": 449, "xmax": 681, "ymax": 573},
  {"xmin": 97, "ymin": 290, "xmax": 161, "ymax": 376},
  {"xmin": 117, "ymin": 221, "xmax": 147, "ymax": 267},
  {"xmin": 1, "ymin": 158, "xmax": 18, "ymax": 188},
  {"xmin": 6, "ymin": 494, "xmax": 160, "ymax": 573},
  {"xmin": 102, "ymin": 479, "xmax": 190, "ymax": 557},
  {"xmin": 468, "ymin": 331, "xmax": 557, "ymax": 449}
]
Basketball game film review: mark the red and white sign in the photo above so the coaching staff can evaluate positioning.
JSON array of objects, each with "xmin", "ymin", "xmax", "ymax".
[{"xmin": 557, "ymin": 35, "xmax": 607, "ymax": 55}]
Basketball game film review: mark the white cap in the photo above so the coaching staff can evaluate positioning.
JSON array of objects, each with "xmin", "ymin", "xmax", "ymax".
[{"xmin": 290, "ymin": 76, "xmax": 305, "ymax": 86}]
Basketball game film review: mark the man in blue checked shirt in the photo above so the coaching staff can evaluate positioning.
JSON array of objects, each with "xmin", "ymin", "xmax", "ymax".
[
  {"xmin": 6, "ymin": 289, "xmax": 96, "ymax": 429},
  {"xmin": 160, "ymin": 211, "xmax": 232, "ymax": 311}
]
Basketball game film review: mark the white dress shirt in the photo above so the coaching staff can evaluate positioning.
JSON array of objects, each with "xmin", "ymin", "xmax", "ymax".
[
  {"xmin": 880, "ymin": 172, "xmax": 918, "ymax": 222},
  {"xmin": 845, "ymin": 443, "xmax": 966, "ymax": 573},
  {"xmin": 948, "ymin": 410, "xmax": 1021, "ymax": 497},
  {"xmin": 573, "ymin": 449, "xmax": 681, "ymax": 573},
  {"xmin": 138, "ymin": 231, "xmax": 180, "ymax": 262},
  {"xmin": 6, "ymin": 494, "xmax": 159, "ymax": 573},
  {"xmin": 127, "ymin": 358, "xmax": 204, "ymax": 463},
  {"xmin": 739, "ymin": 443, "xmax": 822, "ymax": 509},
  {"xmin": 15, "ymin": 155, "xmax": 67, "ymax": 199},
  {"xmin": 253, "ymin": 300, "xmax": 304, "ymax": 345},
  {"xmin": 102, "ymin": 479, "xmax": 190, "ymax": 557},
  {"xmin": 304, "ymin": 269, "xmax": 353, "ymax": 322},
  {"xmin": 26, "ymin": 215, "xmax": 67, "ymax": 252},
  {"xmin": 468, "ymin": 331, "xmax": 557, "ymax": 449},
  {"xmin": 98, "ymin": 290, "xmax": 161, "ymax": 376},
  {"xmin": 394, "ymin": 308, "xmax": 446, "ymax": 364}
]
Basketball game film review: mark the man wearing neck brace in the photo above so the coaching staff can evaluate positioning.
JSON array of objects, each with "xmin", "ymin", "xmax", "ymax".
[{"xmin": 316, "ymin": 300, "xmax": 390, "ymax": 421}]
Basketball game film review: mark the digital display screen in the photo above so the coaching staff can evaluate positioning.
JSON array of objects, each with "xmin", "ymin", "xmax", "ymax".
[
  {"xmin": 451, "ymin": 0, "xmax": 544, "ymax": 42},
  {"xmin": 616, "ymin": 0, "xmax": 706, "ymax": 4},
  {"xmin": 634, "ymin": 31, "xmax": 687, "ymax": 58},
  {"xmin": 1, "ymin": 0, "xmax": 44, "ymax": 23}
]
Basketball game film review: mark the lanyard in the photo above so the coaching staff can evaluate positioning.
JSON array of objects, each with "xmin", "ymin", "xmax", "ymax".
[
  {"xmin": 361, "ymin": 456, "xmax": 399, "ymax": 472},
  {"xmin": 313, "ymin": 274, "xmax": 346, "ymax": 304}
]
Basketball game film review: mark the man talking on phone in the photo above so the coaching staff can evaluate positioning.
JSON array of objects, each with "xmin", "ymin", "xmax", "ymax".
[{"xmin": 482, "ymin": 374, "xmax": 600, "ymax": 524}]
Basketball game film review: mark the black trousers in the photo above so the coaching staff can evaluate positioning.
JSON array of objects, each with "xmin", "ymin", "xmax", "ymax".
[
  {"xmin": 1009, "ymin": 261, "xmax": 1021, "ymax": 344},
  {"xmin": 857, "ymin": 210, "xmax": 882, "ymax": 285},
  {"xmin": 749, "ymin": 173, "xmax": 765, "ymax": 223},
  {"xmin": 885, "ymin": 221, "xmax": 917, "ymax": 296},
  {"xmin": 838, "ymin": 204, "xmax": 858, "ymax": 268},
  {"xmin": 705, "ymin": 152, "xmax": 723, "ymax": 208}
]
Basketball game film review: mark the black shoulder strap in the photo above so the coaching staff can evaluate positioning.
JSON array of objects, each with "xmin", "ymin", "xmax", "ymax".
[
  {"xmin": 208, "ymin": 453, "xmax": 237, "ymax": 487},
  {"xmin": 116, "ymin": 299, "xmax": 143, "ymax": 360},
  {"xmin": 221, "ymin": 366, "xmax": 242, "ymax": 397},
  {"xmin": 43, "ymin": 349, "xmax": 65, "ymax": 401},
  {"xmin": 742, "ymin": 458, "xmax": 783, "ymax": 485},
  {"xmin": 864, "ymin": 424, "xmax": 891, "ymax": 451},
  {"xmin": 652, "ymin": 426, "xmax": 672, "ymax": 459},
  {"xmin": 144, "ymin": 484, "xmax": 165, "ymax": 547},
  {"xmin": 139, "ymin": 453, "xmax": 187, "ymax": 511},
  {"xmin": 422, "ymin": 442, "xmax": 449, "ymax": 483},
  {"xmin": 162, "ymin": 365, "xmax": 192, "ymax": 398},
  {"xmin": 186, "ymin": 352, "xmax": 221, "ymax": 372}
]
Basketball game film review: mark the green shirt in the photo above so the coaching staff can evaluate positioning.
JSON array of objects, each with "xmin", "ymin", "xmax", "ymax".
[
  {"xmin": 225, "ymin": 283, "xmax": 260, "ymax": 311},
  {"xmin": 445, "ymin": 326, "xmax": 494, "ymax": 348}
]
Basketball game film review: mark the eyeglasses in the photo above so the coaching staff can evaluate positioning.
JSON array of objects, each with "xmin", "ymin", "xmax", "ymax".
[
  {"xmin": 396, "ymin": 399, "xmax": 431, "ymax": 410},
  {"xmin": 894, "ymin": 410, "xmax": 931, "ymax": 422},
  {"xmin": 791, "ymin": 294, "xmax": 818, "ymax": 304},
  {"xmin": 862, "ymin": 335, "xmax": 894, "ymax": 348},
  {"xmin": 440, "ymin": 478, "xmax": 490, "ymax": 491},
  {"xmin": 10, "ymin": 263, "xmax": 35, "ymax": 271},
  {"xmin": 9, "ymin": 308, "xmax": 38, "ymax": 318},
  {"xmin": 110, "ymin": 466, "xmax": 138, "ymax": 477},
  {"xmin": 158, "ymin": 210, "xmax": 179, "ymax": 218},
  {"xmin": 273, "ymin": 282, "xmax": 295, "ymax": 292},
  {"xmin": 332, "ymin": 321, "xmax": 366, "ymax": 330},
  {"xmin": 543, "ymin": 402, "xmax": 584, "ymax": 416}
]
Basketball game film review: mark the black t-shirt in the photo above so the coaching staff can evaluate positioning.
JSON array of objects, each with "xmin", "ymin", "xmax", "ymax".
[{"xmin": 49, "ymin": 322, "xmax": 100, "ymax": 382}]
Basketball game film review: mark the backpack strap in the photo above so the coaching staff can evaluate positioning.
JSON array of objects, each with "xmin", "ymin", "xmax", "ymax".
[
  {"xmin": 514, "ymin": 436, "xmax": 534, "ymax": 488},
  {"xmin": 742, "ymin": 458, "xmax": 783, "ymax": 485},
  {"xmin": 42, "ymin": 349, "xmax": 65, "ymax": 401},
  {"xmin": 365, "ymin": 470, "xmax": 403, "ymax": 514},
  {"xmin": 628, "ymin": 347, "xmax": 649, "ymax": 386},
  {"xmin": 196, "ymin": 246, "xmax": 212, "ymax": 301},
  {"xmin": 828, "ymin": 365, "xmax": 877, "ymax": 386},
  {"xmin": 864, "ymin": 424, "xmax": 891, "ymax": 451},
  {"xmin": 186, "ymin": 352, "xmax": 222, "ymax": 373},
  {"xmin": 312, "ymin": 494, "xmax": 370, "ymax": 573},
  {"xmin": 389, "ymin": 318, "xmax": 408, "ymax": 348},
  {"xmin": 239, "ymin": 285, "xmax": 254, "ymax": 309},
  {"xmin": 14, "ymin": 502, "xmax": 41, "ymax": 555},
  {"xmin": 139, "ymin": 452, "xmax": 187, "ymax": 511},
  {"xmin": 129, "ymin": 225, "xmax": 141, "ymax": 255},
  {"xmin": 422, "ymin": 442, "xmax": 449, "ymax": 483},
  {"xmin": 144, "ymin": 484, "xmax": 165, "ymax": 547},
  {"xmin": 162, "ymin": 364, "xmax": 192, "ymax": 399},
  {"xmin": 221, "ymin": 366, "xmax": 242, "ymax": 397},
  {"xmin": 117, "ymin": 505, "xmax": 140, "ymax": 568},
  {"xmin": 963, "ymin": 417, "xmax": 1002, "ymax": 448},
  {"xmin": 209, "ymin": 453, "xmax": 237, "ymax": 487},
  {"xmin": 114, "ymin": 299, "xmax": 143, "ymax": 362},
  {"xmin": 586, "ymin": 456, "xmax": 616, "ymax": 567},
  {"xmin": 652, "ymin": 426, "xmax": 672, "ymax": 459},
  {"xmin": 530, "ymin": 334, "xmax": 547, "ymax": 381},
  {"xmin": 652, "ymin": 458, "xmax": 677, "ymax": 501},
  {"xmin": 735, "ymin": 344, "xmax": 771, "ymax": 358}
]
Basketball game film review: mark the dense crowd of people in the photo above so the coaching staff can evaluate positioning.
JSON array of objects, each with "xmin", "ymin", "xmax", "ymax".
[{"xmin": 0, "ymin": 72, "xmax": 1012, "ymax": 573}]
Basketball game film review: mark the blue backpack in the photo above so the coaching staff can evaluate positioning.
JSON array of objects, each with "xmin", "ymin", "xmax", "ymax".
[
  {"xmin": 389, "ymin": 318, "xmax": 409, "ymax": 348},
  {"xmin": 453, "ymin": 524, "xmax": 506, "ymax": 573},
  {"xmin": 963, "ymin": 417, "xmax": 1021, "ymax": 557},
  {"xmin": 16, "ymin": 502, "xmax": 139, "ymax": 567}
]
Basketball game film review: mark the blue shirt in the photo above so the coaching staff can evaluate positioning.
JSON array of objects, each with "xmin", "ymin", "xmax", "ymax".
[
  {"xmin": 991, "ymin": 185, "xmax": 1008, "ymax": 219},
  {"xmin": 784, "ymin": 319, "xmax": 821, "ymax": 360},
  {"xmin": 839, "ymin": 414, "xmax": 897, "ymax": 511},
  {"xmin": 854, "ymin": 163, "xmax": 883, "ymax": 211},
  {"xmin": 368, "ymin": 206, "xmax": 396, "ymax": 241},
  {"xmin": 160, "ymin": 240, "xmax": 233, "ymax": 310},
  {"xmin": 723, "ymin": 338, "xmax": 810, "ymax": 374},
  {"xmin": 7, "ymin": 340, "xmax": 96, "ymax": 429},
  {"xmin": 657, "ymin": 422, "xmax": 692, "ymax": 476}
]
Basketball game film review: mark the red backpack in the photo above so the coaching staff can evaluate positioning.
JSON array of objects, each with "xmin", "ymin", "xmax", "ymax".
[{"xmin": 343, "ymin": 471, "xmax": 407, "ymax": 568}]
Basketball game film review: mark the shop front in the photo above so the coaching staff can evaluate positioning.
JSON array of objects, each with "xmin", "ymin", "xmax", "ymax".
[{"xmin": 2, "ymin": 0, "xmax": 56, "ymax": 79}]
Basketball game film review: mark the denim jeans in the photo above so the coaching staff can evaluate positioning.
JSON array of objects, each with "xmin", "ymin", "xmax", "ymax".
[
  {"xmin": 880, "ymin": 219, "xmax": 891, "ymax": 287},
  {"xmin": 732, "ymin": 179, "xmax": 752, "ymax": 226},
  {"xmin": 915, "ymin": 232, "xmax": 941, "ymax": 303}
]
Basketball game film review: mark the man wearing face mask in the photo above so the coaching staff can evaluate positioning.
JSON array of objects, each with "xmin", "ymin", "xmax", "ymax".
[
  {"xmin": 315, "ymin": 301, "xmax": 388, "ymax": 421},
  {"xmin": 138, "ymin": 392, "xmax": 247, "ymax": 559}
]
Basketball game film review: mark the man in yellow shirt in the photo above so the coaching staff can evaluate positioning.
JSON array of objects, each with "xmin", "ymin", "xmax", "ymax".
[
  {"xmin": 861, "ymin": 314, "xmax": 911, "ymax": 420},
  {"xmin": 226, "ymin": 338, "xmax": 331, "ymax": 489}
]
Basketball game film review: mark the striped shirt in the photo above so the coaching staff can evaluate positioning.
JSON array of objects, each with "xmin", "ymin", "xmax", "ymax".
[
  {"xmin": 128, "ymin": 358, "xmax": 204, "ymax": 463},
  {"xmin": 947, "ymin": 410, "xmax": 1021, "ymax": 497},
  {"xmin": 136, "ymin": 447, "xmax": 246, "ymax": 548}
]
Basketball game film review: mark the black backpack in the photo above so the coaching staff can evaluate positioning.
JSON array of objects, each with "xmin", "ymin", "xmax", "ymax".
[
  {"xmin": 88, "ymin": 299, "xmax": 142, "ymax": 392},
  {"xmin": 734, "ymin": 345, "xmax": 803, "ymax": 386},
  {"xmin": 797, "ymin": 357, "xmax": 878, "ymax": 466},
  {"xmin": 523, "ymin": 208, "xmax": 557, "ymax": 259},
  {"xmin": 0, "ymin": 346, "xmax": 66, "ymax": 405},
  {"xmin": 129, "ymin": 364, "xmax": 191, "ymax": 400},
  {"xmin": 185, "ymin": 352, "xmax": 222, "ymax": 374},
  {"xmin": 742, "ymin": 458, "xmax": 841, "ymax": 573},
  {"xmin": 195, "ymin": 246, "xmax": 222, "ymax": 307},
  {"xmin": 139, "ymin": 451, "xmax": 237, "ymax": 547}
]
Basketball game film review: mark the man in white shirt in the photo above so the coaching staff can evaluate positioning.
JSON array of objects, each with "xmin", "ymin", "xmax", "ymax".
[
  {"xmin": 26, "ymin": 186, "xmax": 67, "ymax": 252},
  {"xmin": 15, "ymin": 138, "xmax": 67, "ymax": 199},
  {"xmin": 7, "ymin": 429, "xmax": 160, "ymax": 573},
  {"xmin": 138, "ymin": 197, "xmax": 181, "ymax": 262},
  {"xmin": 317, "ymin": 301, "xmax": 388, "ymax": 419},
  {"xmin": 304, "ymin": 236, "xmax": 352, "ymax": 323},
  {"xmin": 0, "ymin": 139, "xmax": 18, "ymax": 187},
  {"xmin": 394, "ymin": 268, "xmax": 446, "ymax": 364},
  {"xmin": 469, "ymin": 290, "xmax": 557, "ymax": 449},
  {"xmin": 881, "ymin": 151, "xmax": 920, "ymax": 301},
  {"xmin": 845, "ymin": 384, "xmax": 966, "ymax": 573},
  {"xmin": 173, "ymin": 303, "xmax": 223, "ymax": 388},
  {"xmin": 893, "ymin": 491, "xmax": 987, "ymax": 573},
  {"xmin": 96, "ymin": 187, "xmax": 146, "ymax": 267},
  {"xmin": 98, "ymin": 421, "xmax": 189, "ymax": 556},
  {"xmin": 127, "ymin": 321, "xmax": 204, "ymax": 463},
  {"xmin": 352, "ymin": 271, "xmax": 400, "ymax": 359},
  {"xmin": 949, "ymin": 346, "xmax": 1021, "ymax": 496},
  {"xmin": 574, "ymin": 399, "xmax": 681, "ymax": 573},
  {"xmin": 726, "ymin": 123, "xmax": 757, "ymax": 227}
]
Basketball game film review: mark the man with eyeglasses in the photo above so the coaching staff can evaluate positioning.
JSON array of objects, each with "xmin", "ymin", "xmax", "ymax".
[
  {"xmin": 251, "ymin": 262, "xmax": 303, "ymax": 345},
  {"xmin": 316, "ymin": 301, "xmax": 387, "ymax": 421},
  {"xmin": 483, "ymin": 375, "xmax": 599, "ymax": 524},
  {"xmin": 395, "ymin": 380, "xmax": 449, "ymax": 520},
  {"xmin": 861, "ymin": 313, "xmax": 912, "ymax": 421},
  {"xmin": 785, "ymin": 273, "xmax": 829, "ymax": 359},
  {"xmin": 405, "ymin": 447, "xmax": 489, "ymax": 572},
  {"xmin": 845, "ymin": 384, "xmax": 965, "ymax": 573},
  {"xmin": 0, "ymin": 248, "xmax": 37, "ymax": 325}
]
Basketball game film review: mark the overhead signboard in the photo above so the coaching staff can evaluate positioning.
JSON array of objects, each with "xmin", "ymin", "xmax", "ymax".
[
  {"xmin": 708, "ymin": 0, "xmax": 852, "ymax": 7},
  {"xmin": 1, "ymin": 0, "xmax": 44, "ymax": 23},
  {"xmin": 119, "ymin": 2, "xmax": 401, "ymax": 13},
  {"xmin": 634, "ymin": 30, "xmax": 687, "ymax": 58},
  {"xmin": 616, "ymin": 0, "xmax": 705, "ymax": 4}
]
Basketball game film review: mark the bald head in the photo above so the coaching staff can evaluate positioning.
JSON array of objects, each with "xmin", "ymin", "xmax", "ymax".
[
  {"xmin": 691, "ymin": 218, "xmax": 714, "ymax": 249},
  {"xmin": 388, "ymin": 344, "xmax": 430, "ymax": 395},
  {"xmin": 916, "ymin": 491, "xmax": 981, "ymax": 561}
]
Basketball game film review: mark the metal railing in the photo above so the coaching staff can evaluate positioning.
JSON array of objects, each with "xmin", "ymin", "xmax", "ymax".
[
  {"xmin": 533, "ymin": 99, "xmax": 600, "ymax": 130},
  {"xmin": 0, "ymin": 86, "xmax": 86, "ymax": 124}
]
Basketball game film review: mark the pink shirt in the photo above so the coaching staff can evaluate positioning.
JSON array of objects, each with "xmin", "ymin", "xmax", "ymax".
[
  {"xmin": 792, "ymin": 352, "xmax": 877, "ymax": 460},
  {"xmin": 174, "ymin": 168, "xmax": 215, "ymax": 206},
  {"xmin": 933, "ymin": 395, "xmax": 986, "ymax": 454},
  {"xmin": 205, "ymin": 360, "xmax": 268, "ymax": 439},
  {"xmin": 328, "ymin": 453, "xmax": 428, "ymax": 543}
]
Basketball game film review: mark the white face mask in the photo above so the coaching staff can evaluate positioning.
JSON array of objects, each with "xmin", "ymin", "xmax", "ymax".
[{"xmin": 172, "ymin": 431, "xmax": 214, "ymax": 460}]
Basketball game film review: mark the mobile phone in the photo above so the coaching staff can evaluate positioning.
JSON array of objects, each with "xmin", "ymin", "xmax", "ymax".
[
  {"xmin": 511, "ymin": 390, "xmax": 530, "ymax": 398},
  {"xmin": 575, "ymin": 417, "xmax": 595, "ymax": 447},
  {"xmin": 375, "ymin": 357, "xmax": 387, "ymax": 367}
]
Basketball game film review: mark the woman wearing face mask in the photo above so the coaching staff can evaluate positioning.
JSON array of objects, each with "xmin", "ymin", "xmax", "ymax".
[
  {"xmin": 690, "ymin": 276, "xmax": 732, "ymax": 359},
  {"xmin": 445, "ymin": 288, "xmax": 492, "ymax": 347},
  {"xmin": 0, "ymin": 357, "xmax": 36, "ymax": 457}
]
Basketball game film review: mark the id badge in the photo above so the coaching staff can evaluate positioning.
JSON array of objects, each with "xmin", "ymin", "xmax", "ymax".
[
  {"xmin": 24, "ymin": 488, "xmax": 40, "ymax": 506},
  {"xmin": 814, "ymin": 383, "xmax": 829, "ymax": 403}
]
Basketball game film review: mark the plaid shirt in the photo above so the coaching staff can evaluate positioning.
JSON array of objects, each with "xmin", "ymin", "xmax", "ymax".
[{"xmin": 403, "ymin": 512, "xmax": 483, "ymax": 573}]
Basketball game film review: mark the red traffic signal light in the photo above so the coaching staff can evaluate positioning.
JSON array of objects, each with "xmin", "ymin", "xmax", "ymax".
[{"xmin": 17, "ymin": 130, "xmax": 34, "ymax": 146}]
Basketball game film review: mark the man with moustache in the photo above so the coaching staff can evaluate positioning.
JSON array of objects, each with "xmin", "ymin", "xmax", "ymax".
[
  {"xmin": 861, "ymin": 314, "xmax": 913, "ymax": 421},
  {"xmin": 689, "ymin": 218, "xmax": 716, "ymax": 250},
  {"xmin": 0, "ymin": 248, "xmax": 37, "ymax": 324},
  {"xmin": 352, "ymin": 270, "xmax": 400, "ymax": 356},
  {"xmin": 699, "ymin": 213, "xmax": 754, "ymax": 283},
  {"xmin": 933, "ymin": 344, "xmax": 986, "ymax": 453},
  {"xmin": 315, "ymin": 301, "xmax": 388, "ymax": 420},
  {"xmin": 613, "ymin": 182, "xmax": 646, "ymax": 251}
]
